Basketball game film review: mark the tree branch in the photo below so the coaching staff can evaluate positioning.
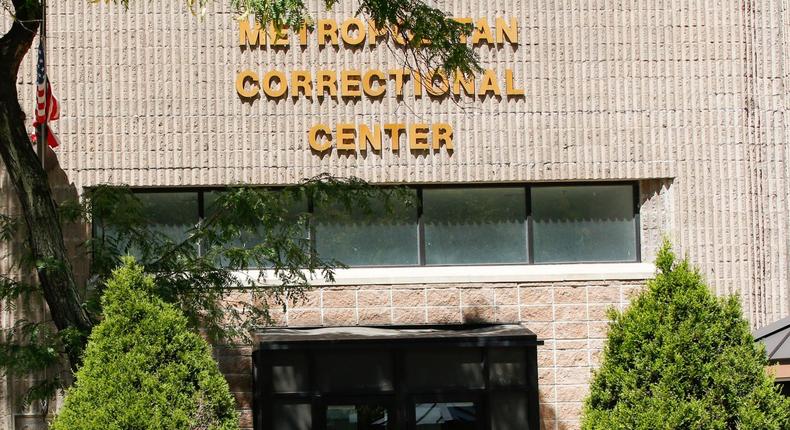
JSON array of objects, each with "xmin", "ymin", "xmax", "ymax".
[{"xmin": 0, "ymin": 0, "xmax": 94, "ymax": 371}]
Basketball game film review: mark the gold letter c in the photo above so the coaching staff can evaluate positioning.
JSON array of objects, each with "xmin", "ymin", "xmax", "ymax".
[
  {"xmin": 309, "ymin": 124, "xmax": 332, "ymax": 152},
  {"xmin": 236, "ymin": 70, "xmax": 260, "ymax": 98}
]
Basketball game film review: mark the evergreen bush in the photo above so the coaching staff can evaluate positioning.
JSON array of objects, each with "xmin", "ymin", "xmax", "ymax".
[
  {"xmin": 51, "ymin": 259, "xmax": 239, "ymax": 430},
  {"xmin": 582, "ymin": 242, "xmax": 790, "ymax": 429}
]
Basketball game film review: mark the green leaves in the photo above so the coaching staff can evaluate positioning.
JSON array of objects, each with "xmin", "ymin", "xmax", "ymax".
[
  {"xmin": 1, "ymin": 177, "xmax": 405, "ymax": 405},
  {"xmin": 654, "ymin": 237, "xmax": 675, "ymax": 274},
  {"xmin": 356, "ymin": 0, "xmax": 480, "ymax": 76},
  {"xmin": 0, "ymin": 320, "xmax": 61, "ymax": 376},
  {"xmin": 84, "ymin": 176, "xmax": 405, "ymax": 344},
  {"xmin": 0, "ymin": 213, "xmax": 17, "ymax": 242},
  {"xmin": 0, "ymin": 275, "xmax": 39, "ymax": 309},
  {"xmin": 232, "ymin": 0, "xmax": 307, "ymax": 28},
  {"xmin": 0, "ymin": 217, "xmax": 69, "ymax": 406},
  {"xmin": 51, "ymin": 261, "xmax": 239, "ymax": 430},
  {"xmin": 229, "ymin": 0, "xmax": 479, "ymax": 77},
  {"xmin": 582, "ymin": 242, "xmax": 790, "ymax": 429}
]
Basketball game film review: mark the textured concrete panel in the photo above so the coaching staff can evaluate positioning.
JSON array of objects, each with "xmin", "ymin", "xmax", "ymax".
[
  {"xmin": 10, "ymin": 0, "xmax": 783, "ymax": 324},
  {"xmin": 3, "ymin": 0, "xmax": 790, "ymax": 429}
]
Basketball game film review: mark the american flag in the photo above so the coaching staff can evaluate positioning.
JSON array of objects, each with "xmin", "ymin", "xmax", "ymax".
[{"xmin": 32, "ymin": 37, "xmax": 60, "ymax": 148}]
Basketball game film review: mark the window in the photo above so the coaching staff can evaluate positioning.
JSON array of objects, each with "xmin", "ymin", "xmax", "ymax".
[
  {"xmin": 315, "ymin": 193, "xmax": 419, "ymax": 266},
  {"xmin": 254, "ymin": 325, "xmax": 542, "ymax": 430},
  {"xmin": 99, "ymin": 183, "xmax": 640, "ymax": 267},
  {"xmin": 403, "ymin": 349, "xmax": 485, "ymax": 389},
  {"xmin": 272, "ymin": 403, "xmax": 312, "ymax": 430},
  {"xmin": 136, "ymin": 191, "xmax": 199, "ymax": 243},
  {"xmin": 423, "ymin": 188, "xmax": 527, "ymax": 265},
  {"xmin": 203, "ymin": 190, "xmax": 310, "ymax": 267},
  {"xmin": 414, "ymin": 402, "xmax": 477, "ymax": 429},
  {"xmin": 98, "ymin": 191, "xmax": 200, "ymax": 257},
  {"xmin": 531, "ymin": 185, "xmax": 638, "ymax": 263},
  {"xmin": 327, "ymin": 404, "xmax": 390, "ymax": 430},
  {"xmin": 204, "ymin": 190, "xmax": 263, "ymax": 248}
]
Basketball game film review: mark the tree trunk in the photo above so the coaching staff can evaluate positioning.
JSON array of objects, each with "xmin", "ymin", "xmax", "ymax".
[{"xmin": 0, "ymin": 0, "xmax": 93, "ymax": 370}]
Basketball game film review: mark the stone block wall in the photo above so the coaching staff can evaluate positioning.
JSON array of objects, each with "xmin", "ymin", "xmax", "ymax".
[{"xmin": 219, "ymin": 280, "xmax": 646, "ymax": 430}]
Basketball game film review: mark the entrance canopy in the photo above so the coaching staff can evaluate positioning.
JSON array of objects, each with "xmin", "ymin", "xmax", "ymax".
[
  {"xmin": 256, "ymin": 324, "xmax": 542, "ymax": 349},
  {"xmin": 754, "ymin": 316, "xmax": 790, "ymax": 393},
  {"xmin": 754, "ymin": 316, "xmax": 790, "ymax": 363},
  {"xmin": 253, "ymin": 324, "xmax": 542, "ymax": 430}
]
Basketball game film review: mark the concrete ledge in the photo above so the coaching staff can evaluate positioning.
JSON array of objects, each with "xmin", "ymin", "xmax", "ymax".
[{"xmin": 245, "ymin": 263, "xmax": 656, "ymax": 286}]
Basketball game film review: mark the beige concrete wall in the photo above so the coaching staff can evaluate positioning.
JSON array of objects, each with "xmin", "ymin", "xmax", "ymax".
[
  {"xmin": 0, "ymin": 169, "xmax": 45, "ymax": 430},
  {"xmin": 10, "ymin": 0, "xmax": 784, "ymax": 326},
  {"xmin": 0, "ymin": 153, "xmax": 87, "ymax": 429},
  {"xmin": 0, "ymin": 173, "xmax": 17, "ymax": 430},
  {"xmin": 2, "ymin": 0, "xmax": 790, "ymax": 429}
]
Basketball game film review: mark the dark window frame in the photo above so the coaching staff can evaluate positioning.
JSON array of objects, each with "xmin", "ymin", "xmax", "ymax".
[{"xmin": 114, "ymin": 181, "xmax": 641, "ymax": 267}]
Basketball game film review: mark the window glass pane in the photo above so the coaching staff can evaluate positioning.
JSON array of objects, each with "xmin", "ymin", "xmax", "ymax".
[
  {"xmin": 204, "ymin": 190, "xmax": 309, "ymax": 242},
  {"xmin": 273, "ymin": 403, "xmax": 312, "ymax": 430},
  {"xmin": 270, "ymin": 352, "xmax": 309, "ymax": 393},
  {"xmin": 415, "ymin": 402, "xmax": 477, "ymax": 429},
  {"xmin": 490, "ymin": 393, "xmax": 528, "ymax": 430},
  {"xmin": 488, "ymin": 348, "xmax": 526, "ymax": 387},
  {"xmin": 137, "ymin": 192, "xmax": 199, "ymax": 243},
  {"xmin": 531, "ymin": 185, "xmax": 637, "ymax": 263},
  {"xmin": 205, "ymin": 190, "xmax": 263, "ymax": 252},
  {"xmin": 404, "ymin": 349, "xmax": 483, "ymax": 390},
  {"xmin": 205, "ymin": 191, "xmax": 261, "ymax": 248},
  {"xmin": 423, "ymin": 188, "xmax": 527, "ymax": 265},
  {"xmin": 327, "ymin": 405, "xmax": 390, "ymax": 430},
  {"xmin": 204, "ymin": 190, "xmax": 309, "ymax": 267},
  {"xmin": 315, "ymin": 192, "xmax": 418, "ymax": 266},
  {"xmin": 317, "ymin": 352, "xmax": 393, "ymax": 392}
]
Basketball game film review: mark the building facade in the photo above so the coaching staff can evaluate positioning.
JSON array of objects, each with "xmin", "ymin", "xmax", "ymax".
[{"xmin": 2, "ymin": 0, "xmax": 790, "ymax": 429}]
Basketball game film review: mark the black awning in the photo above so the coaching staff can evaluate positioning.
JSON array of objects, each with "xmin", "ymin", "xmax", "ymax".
[
  {"xmin": 754, "ymin": 316, "xmax": 790, "ymax": 363},
  {"xmin": 253, "ymin": 323, "xmax": 543, "ymax": 430},
  {"xmin": 256, "ymin": 323, "xmax": 542, "ymax": 350}
]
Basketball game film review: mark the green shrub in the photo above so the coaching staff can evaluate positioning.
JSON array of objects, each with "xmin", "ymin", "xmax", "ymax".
[
  {"xmin": 51, "ymin": 259, "xmax": 239, "ymax": 430},
  {"xmin": 582, "ymin": 242, "xmax": 790, "ymax": 429}
]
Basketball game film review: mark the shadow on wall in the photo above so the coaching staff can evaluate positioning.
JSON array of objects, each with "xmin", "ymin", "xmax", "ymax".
[
  {"xmin": 462, "ymin": 308, "xmax": 494, "ymax": 324},
  {"xmin": 4, "ymin": 148, "xmax": 90, "ymax": 428},
  {"xmin": 539, "ymin": 390, "xmax": 560, "ymax": 430},
  {"xmin": 638, "ymin": 178, "xmax": 674, "ymax": 263},
  {"xmin": 43, "ymin": 146, "xmax": 91, "ymax": 291},
  {"xmin": 462, "ymin": 305, "xmax": 520, "ymax": 325}
]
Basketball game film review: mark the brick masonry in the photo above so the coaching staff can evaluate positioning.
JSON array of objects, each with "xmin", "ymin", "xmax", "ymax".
[{"xmin": 220, "ymin": 280, "xmax": 644, "ymax": 430}]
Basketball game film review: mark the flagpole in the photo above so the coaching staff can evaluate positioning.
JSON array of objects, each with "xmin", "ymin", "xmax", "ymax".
[{"xmin": 37, "ymin": 0, "xmax": 46, "ymax": 167}]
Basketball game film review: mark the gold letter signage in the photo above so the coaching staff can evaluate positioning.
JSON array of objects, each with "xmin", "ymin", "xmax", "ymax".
[{"xmin": 235, "ymin": 17, "xmax": 523, "ymax": 153}]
